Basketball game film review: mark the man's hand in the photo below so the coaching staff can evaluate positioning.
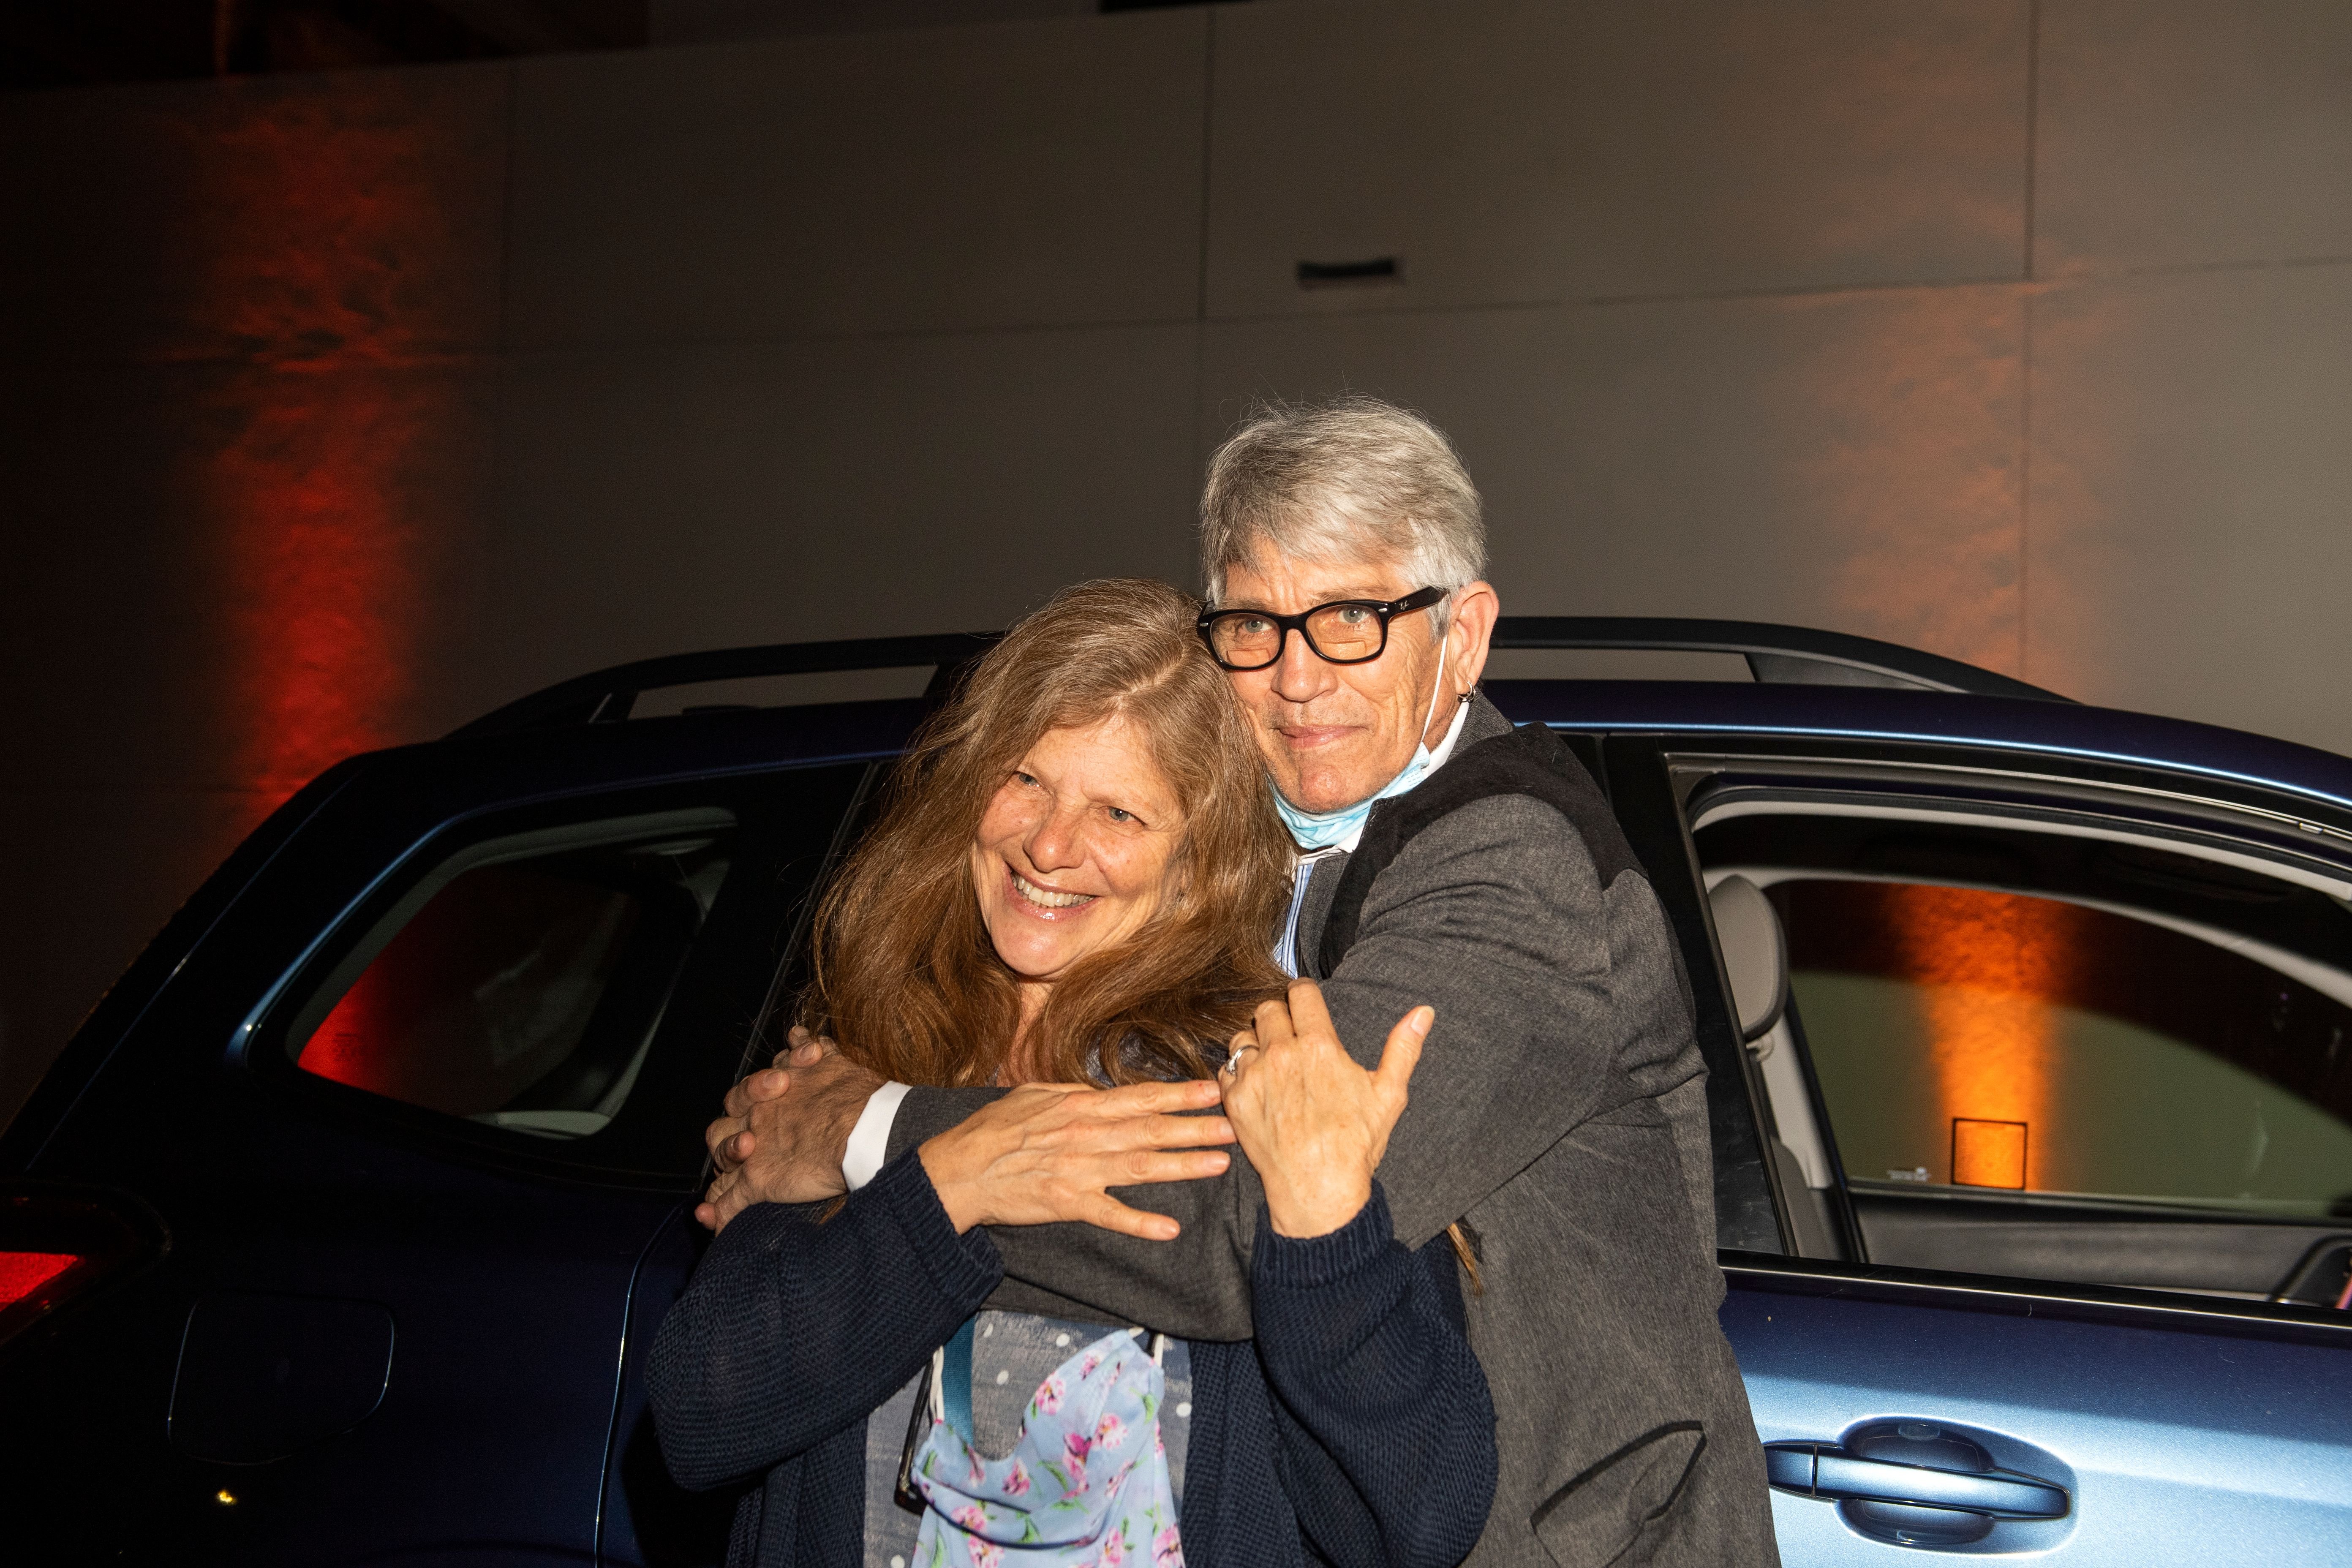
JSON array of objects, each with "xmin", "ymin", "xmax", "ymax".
[
  {"xmin": 696, "ymin": 1033, "xmax": 885, "ymax": 1232},
  {"xmin": 703, "ymin": 1027, "xmax": 825, "ymax": 1174},
  {"xmin": 919, "ymin": 1079, "xmax": 1236, "ymax": 1240},
  {"xmin": 1221, "ymin": 979, "xmax": 1432, "ymax": 1238}
]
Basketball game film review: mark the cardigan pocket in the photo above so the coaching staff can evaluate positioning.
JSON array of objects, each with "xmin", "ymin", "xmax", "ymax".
[{"xmin": 1529, "ymin": 1421, "xmax": 1706, "ymax": 1568}]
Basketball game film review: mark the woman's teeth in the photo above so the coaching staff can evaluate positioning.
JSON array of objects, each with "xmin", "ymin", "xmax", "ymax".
[{"xmin": 1013, "ymin": 871, "xmax": 1095, "ymax": 909}]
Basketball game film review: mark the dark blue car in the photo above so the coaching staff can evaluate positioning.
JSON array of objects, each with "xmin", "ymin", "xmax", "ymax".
[{"xmin": 3, "ymin": 620, "xmax": 2347, "ymax": 1564}]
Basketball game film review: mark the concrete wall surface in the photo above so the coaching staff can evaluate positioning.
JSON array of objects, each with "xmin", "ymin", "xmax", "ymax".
[{"xmin": 3, "ymin": 0, "xmax": 2349, "ymax": 1123}]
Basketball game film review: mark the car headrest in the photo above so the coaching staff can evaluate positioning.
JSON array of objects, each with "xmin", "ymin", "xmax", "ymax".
[{"xmin": 1709, "ymin": 874, "xmax": 1788, "ymax": 1043}]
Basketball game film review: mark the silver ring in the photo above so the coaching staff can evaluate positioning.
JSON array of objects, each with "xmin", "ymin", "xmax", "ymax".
[{"xmin": 1223, "ymin": 1045, "xmax": 1255, "ymax": 1075}]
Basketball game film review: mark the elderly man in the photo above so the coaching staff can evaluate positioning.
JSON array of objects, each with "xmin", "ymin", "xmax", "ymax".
[{"xmin": 703, "ymin": 396, "xmax": 1778, "ymax": 1565}]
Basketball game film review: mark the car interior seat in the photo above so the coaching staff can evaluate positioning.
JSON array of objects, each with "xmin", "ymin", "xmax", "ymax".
[{"xmin": 1709, "ymin": 874, "xmax": 1846, "ymax": 1260}]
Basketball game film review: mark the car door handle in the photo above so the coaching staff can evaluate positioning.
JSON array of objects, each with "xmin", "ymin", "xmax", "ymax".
[{"xmin": 1765, "ymin": 1442, "xmax": 2068, "ymax": 1518}]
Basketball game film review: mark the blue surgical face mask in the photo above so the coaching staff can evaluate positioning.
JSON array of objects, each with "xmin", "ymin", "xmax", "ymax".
[{"xmin": 1274, "ymin": 637, "xmax": 1461, "ymax": 852}]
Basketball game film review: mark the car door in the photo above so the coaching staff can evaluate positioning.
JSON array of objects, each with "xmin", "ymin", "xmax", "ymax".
[
  {"xmin": 0, "ymin": 730, "xmax": 869, "ymax": 1565},
  {"xmin": 1624, "ymin": 734, "xmax": 2352, "ymax": 1563}
]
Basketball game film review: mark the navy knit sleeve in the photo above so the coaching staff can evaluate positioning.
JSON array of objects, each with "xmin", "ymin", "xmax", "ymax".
[
  {"xmin": 647, "ymin": 1148, "xmax": 1003, "ymax": 1492},
  {"xmin": 1250, "ymin": 1184, "xmax": 1499, "ymax": 1568}
]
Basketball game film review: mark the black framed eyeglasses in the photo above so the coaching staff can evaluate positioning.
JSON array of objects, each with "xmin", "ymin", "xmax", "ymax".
[{"xmin": 1195, "ymin": 586, "xmax": 1448, "ymax": 672}]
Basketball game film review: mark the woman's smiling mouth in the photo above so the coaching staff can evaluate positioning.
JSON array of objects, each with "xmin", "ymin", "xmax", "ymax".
[{"xmin": 1010, "ymin": 867, "xmax": 1098, "ymax": 913}]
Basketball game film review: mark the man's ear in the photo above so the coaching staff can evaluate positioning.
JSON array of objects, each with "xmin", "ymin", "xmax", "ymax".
[{"xmin": 1447, "ymin": 580, "xmax": 1500, "ymax": 693}]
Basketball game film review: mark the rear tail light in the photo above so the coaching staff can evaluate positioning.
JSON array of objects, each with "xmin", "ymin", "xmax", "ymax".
[{"xmin": 0, "ymin": 1189, "xmax": 164, "ymax": 1350}]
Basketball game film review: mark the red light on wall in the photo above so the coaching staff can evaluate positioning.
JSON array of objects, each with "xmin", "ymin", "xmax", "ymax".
[
  {"xmin": 183, "ymin": 83, "xmax": 496, "ymax": 810},
  {"xmin": 0, "ymin": 1252, "xmax": 79, "ymax": 1309}
]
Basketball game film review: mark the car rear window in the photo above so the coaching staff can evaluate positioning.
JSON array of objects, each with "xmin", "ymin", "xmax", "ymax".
[{"xmin": 279, "ymin": 809, "xmax": 736, "ymax": 1140}]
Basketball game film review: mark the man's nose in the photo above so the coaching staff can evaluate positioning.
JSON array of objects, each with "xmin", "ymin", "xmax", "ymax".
[
  {"xmin": 1024, "ymin": 803, "xmax": 1087, "ymax": 871},
  {"xmin": 1269, "ymin": 628, "xmax": 1336, "ymax": 704}
]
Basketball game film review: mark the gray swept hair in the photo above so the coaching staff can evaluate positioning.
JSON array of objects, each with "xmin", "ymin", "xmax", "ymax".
[{"xmin": 1199, "ymin": 395, "xmax": 1486, "ymax": 630}]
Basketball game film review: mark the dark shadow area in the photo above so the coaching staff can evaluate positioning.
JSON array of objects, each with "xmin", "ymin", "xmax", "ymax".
[{"xmin": 619, "ymin": 1410, "xmax": 743, "ymax": 1568}]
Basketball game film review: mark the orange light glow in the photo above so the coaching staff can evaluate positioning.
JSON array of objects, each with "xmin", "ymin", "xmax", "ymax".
[
  {"xmin": 1882, "ymin": 884, "xmax": 2081, "ymax": 1189},
  {"xmin": 1952, "ymin": 1117, "xmax": 2028, "ymax": 1188}
]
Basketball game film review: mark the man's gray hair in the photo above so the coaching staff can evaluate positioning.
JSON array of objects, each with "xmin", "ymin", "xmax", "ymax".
[{"xmin": 1199, "ymin": 395, "xmax": 1487, "ymax": 624}]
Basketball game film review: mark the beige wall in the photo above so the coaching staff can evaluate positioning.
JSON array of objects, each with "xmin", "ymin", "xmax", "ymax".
[{"xmin": 4, "ymin": 0, "xmax": 2349, "ymax": 1122}]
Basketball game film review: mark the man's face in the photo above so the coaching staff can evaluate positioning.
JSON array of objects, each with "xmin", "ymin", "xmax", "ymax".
[{"xmin": 1220, "ymin": 547, "xmax": 1467, "ymax": 814}]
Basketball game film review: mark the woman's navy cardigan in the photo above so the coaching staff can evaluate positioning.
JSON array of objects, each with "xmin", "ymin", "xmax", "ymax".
[{"xmin": 649, "ymin": 1148, "xmax": 1497, "ymax": 1567}]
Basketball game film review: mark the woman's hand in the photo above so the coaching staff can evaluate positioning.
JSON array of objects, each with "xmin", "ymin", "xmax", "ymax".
[
  {"xmin": 1221, "ymin": 979, "xmax": 1432, "ymax": 1239},
  {"xmin": 918, "ymin": 1079, "xmax": 1237, "ymax": 1239}
]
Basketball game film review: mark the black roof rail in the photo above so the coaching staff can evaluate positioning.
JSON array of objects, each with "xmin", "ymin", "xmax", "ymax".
[
  {"xmin": 1490, "ymin": 617, "xmax": 2068, "ymax": 702},
  {"xmin": 450, "ymin": 616, "xmax": 2063, "ymax": 738},
  {"xmin": 447, "ymin": 632, "xmax": 1002, "ymax": 738}
]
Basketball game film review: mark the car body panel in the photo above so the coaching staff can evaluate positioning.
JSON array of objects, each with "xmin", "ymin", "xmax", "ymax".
[{"xmin": 1723, "ymin": 1267, "xmax": 2352, "ymax": 1563}]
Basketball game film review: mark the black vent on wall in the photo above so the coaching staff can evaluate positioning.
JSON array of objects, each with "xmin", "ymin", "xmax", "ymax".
[{"xmin": 1298, "ymin": 257, "xmax": 1403, "ymax": 289}]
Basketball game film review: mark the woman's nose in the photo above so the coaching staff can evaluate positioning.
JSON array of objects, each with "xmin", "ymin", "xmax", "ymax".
[{"xmin": 1024, "ymin": 805, "xmax": 1086, "ymax": 871}]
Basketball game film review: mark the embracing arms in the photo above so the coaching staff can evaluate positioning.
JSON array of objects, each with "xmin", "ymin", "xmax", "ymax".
[{"xmin": 893, "ymin": 795, "xmax": 1641, "ymax": 1338}]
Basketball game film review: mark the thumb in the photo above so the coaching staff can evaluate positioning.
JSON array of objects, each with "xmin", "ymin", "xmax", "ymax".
[{"xmin": 1373, "ymin": 1005, "xmax": 1433, "ymax": 1101}]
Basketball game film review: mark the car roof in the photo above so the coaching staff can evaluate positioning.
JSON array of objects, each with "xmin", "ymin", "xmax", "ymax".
[
  {"xmin": 433, "ymin": 617, "xmax": 2352, "ymax": 825},
  {"xmin": 444, "ymin": 676, "xmax": 2352, "ymax": 825},
  {"xmin": 1486, "ymin": 678, "xmax": 2352, "ymax": 817}
]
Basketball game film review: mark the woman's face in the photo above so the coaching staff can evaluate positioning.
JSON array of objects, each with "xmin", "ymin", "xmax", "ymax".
[{"xmin": 970, "ymin": 716, "xmax": 1185, "ymax": 983}]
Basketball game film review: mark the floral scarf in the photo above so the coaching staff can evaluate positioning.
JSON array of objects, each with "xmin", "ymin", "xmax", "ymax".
[{"xmin": 906, "ymin": 1326, "xmax": 1182, "ymax": 1568}]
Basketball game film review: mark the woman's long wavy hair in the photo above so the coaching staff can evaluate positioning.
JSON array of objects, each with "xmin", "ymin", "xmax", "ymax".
[{"xmin": 800, "ymin": 578, "xmax": 1295, "ymax": 1088}]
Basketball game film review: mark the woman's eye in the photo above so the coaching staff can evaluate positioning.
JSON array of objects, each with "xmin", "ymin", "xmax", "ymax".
[
  {"xmin": 1013, "ymin": 771, "xmax": 1037, "ymax": 787},
  {"xmin": 1106, "ymin": 807, "xmax": 1134, "ymax": 824}
]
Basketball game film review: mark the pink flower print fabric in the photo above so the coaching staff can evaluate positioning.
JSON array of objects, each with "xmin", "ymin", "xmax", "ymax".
[{"xmin": 909, "ymin": 1328, "xmax": 1181, "ymax": 1568}]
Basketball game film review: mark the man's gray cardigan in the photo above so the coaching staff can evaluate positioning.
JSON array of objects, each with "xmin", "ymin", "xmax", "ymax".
[{"xmin": 886, "ymin": 695, "xmax": 1780, "ymax": 1566}]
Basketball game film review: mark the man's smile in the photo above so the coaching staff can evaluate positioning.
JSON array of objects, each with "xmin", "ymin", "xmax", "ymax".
[{"xmin": 1275, "ymin": 723, "xmax": 1364, "ymax": 751}]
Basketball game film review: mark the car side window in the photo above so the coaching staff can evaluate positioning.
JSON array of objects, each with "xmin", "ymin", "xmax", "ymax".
[
  {"xmin": 1776, "ymin": 878, "xmax": 2352, "ymax": 1215},
  {"xmin": 1698, "ymin": 799, "xmax": 2352, "ymax": 1307},
  {"xmin": 278, "ymin": 809, "xmax": 736, "ymax": 1141}
]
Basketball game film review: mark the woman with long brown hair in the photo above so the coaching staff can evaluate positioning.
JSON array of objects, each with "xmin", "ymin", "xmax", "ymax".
[{"xmin": 650, "ymin": 580, "xmax": 1496, "ymax": 1568}]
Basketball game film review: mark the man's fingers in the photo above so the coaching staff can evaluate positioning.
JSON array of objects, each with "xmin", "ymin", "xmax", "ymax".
[
  {"xmin": 724, "ymin": 1067, "xmax": 789, "ymax": 1119},
  {"xmin": 1084, "ymin": 1192, "xmax": 1181, "ymax": 1242},
  {"xmin": 693, "ymin": 1200, "xmax": 719, "ymax": 1230},
  {"xmin": 711, "ymin": 1179, "xmax": 757, "ymax": 1232},
  {"xmin": 706, "ymin": 1114, "xmax": 747, "ymax": 1167},
  {"xmin": 1374, "ymin": 1005, "xmax": 1435, "ymax": 1097}
]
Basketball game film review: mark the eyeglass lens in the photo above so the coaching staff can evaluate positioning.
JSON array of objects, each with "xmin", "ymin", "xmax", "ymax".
[{"xmin": 1207, "ymin": 603, "xmax": 1388, "ymax": 668}]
